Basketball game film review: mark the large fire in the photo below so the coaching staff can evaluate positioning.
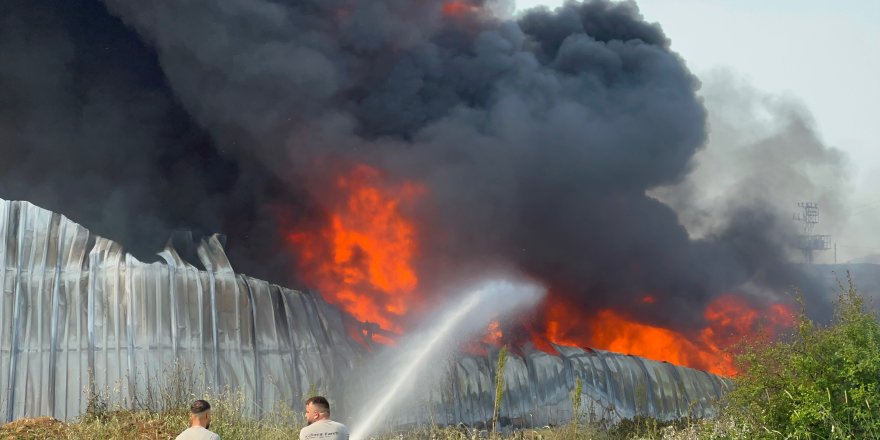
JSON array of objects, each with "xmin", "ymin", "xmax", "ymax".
[
  {"xmin": 287, "ymin": 164, "xmax": 424, "ymax": 340},
  {"xmin": 287, "ymin": 164, "xmax": 795, "ymax": 375},
  {"xmin": 538, "ymin": 293, "xmax": 795, "ymax": 376}
]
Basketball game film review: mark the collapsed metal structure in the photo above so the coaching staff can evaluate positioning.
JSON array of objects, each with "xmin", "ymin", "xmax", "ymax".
[{"xmin": 0, "ymin": 198, "xmax": 729, "ymax": 425}]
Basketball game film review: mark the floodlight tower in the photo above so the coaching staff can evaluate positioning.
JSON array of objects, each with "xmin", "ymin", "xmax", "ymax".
[{"xmin": 793, "ymin": 202, "xmax": 830, "ymax": 263}]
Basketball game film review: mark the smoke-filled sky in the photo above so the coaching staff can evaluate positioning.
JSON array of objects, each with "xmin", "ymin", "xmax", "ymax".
[
  {"xmin": 0, "ymin": 0, "xmax": 868, "ymax": 338},
  {"xmin": 519, "ymin": 0, "xmax": 880, "ymax": 264}
]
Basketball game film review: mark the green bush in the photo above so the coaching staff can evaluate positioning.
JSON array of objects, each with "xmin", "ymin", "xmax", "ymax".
[{"xmin": 728, "ymin": 276, "xmax": 880, "ymax": 439}]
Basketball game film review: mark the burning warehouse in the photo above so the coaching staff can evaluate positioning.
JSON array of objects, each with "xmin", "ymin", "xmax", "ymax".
[
  {"xmin": 0, "ymin": 198, "xmax": 730, "ymax": 425},
  {"xmin": 0, "ymin": 0, "xmax": 855, "ymax": 431}
]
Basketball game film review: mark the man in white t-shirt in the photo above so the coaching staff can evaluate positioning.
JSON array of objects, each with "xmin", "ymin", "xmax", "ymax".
[
  {"xmin": 175, "ymin": 399, "xmax": 221, "ymax": 440},
  {"xmin": 300, "ymin": 395, "xmax": 349, "ymax": 440}
]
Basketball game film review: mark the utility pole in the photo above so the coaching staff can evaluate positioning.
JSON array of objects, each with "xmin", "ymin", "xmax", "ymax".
[{"xmin": 793, "ymin": 202, "xmax": 830, "ymax": 264}]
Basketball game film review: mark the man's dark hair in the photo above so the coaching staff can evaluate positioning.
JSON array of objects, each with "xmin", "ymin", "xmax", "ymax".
[
  {"xmin": 306, "ymin": 396, "xmax": 330, "ymax": 413},
  {"xmin": 191, "ymin": 399, "xmax": 211, "ymax": 414}
]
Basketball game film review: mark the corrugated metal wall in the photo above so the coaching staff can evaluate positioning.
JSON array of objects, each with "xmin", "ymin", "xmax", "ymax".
[
  {"xmin": 409, "ymin": 345, "xmax": 730, "ymax": 428},
  {"xmin": 0, "ymin": 199, "xmax": 363, "ymax": 422},
  {"xmin": 0, "ymin": 198, "xmax": 729, "ymax": 425}
]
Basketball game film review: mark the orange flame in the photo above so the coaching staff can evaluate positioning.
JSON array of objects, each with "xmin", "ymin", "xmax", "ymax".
[
  {"xmin": 287, "ymin": 164, "xmax": 425, "ymax": 334},
  {"xmin": 442, "ymin": 1, "xmax": 476, "ymax": 17},
  {"xmin": 588, "ymin": 309, "xmax": 727, "ymax": 372},
  {"xmin": 284, "ymin": 166, "xmax": 794, "ymax": 375},
  {"xmin": 462, "ymin": 320, "xmax": 506, "ymax": 356},
  {"xmin": 538, "ymin": 293, "xmax": 795, "ymax": 376},
  {"xmin": 698, "ymin": 293, "xmax": 796, "ymax": 359},
  {"xmin": 482, "ymin": 320, "xmax": 503, "ymax": 345}
]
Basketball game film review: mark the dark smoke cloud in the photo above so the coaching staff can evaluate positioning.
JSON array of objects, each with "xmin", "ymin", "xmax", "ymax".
[
  {"xmin": 653, "ymin": 71, "xmax": 851, "ymax": 242},
  {"xmin": 0, "ymin": 0, "xmax": 842, "ymax": 335},
  {"xmin": 0, "ymin": 0, "xmax": 303, "ymax": 277},
  {"xmin": 652, "ymin": 70, "xmax": 854, "ymax": 320}
]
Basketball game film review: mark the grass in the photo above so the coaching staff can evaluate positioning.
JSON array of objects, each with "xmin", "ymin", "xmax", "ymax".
[
  {"xmin": 0, "ymin": 362, "xmax": 775, "ymax": 439},
  {"xmin": 0, "ymin": 398, "xmax": 303, "ymax": 439},
  {"xmin": 0, "ymin": 414, "xmax": 701, "ymax": 440},
  {"xmin": 0, "ymin": 402, "xmax": 739, "ymax": 440},
  {"xmin": 0, "ymin": 363, "xmax": 729, "ymax": 439}
]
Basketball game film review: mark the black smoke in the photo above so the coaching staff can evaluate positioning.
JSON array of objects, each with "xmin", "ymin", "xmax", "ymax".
[
  {"xmin": 0, "ymin": 0, "xmax": 304, "ymax": 278},
  {"xmin": 0, "ymin": 0, "xmax": 836, "ymax": 336}
]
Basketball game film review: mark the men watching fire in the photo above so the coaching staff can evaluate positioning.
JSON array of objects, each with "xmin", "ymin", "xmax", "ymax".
[
  {"xmin": 175, "ymin": 399, "xmax": 220, "ymax": 440},
  {"xmin": 300, "ymin": 396, "xmax": 349, "ymax": 440}
]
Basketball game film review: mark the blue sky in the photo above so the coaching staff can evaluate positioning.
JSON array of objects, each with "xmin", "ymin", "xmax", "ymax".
[{"xmin": 515, "ymin": 0, "xmax": 880, "ymax": 261}]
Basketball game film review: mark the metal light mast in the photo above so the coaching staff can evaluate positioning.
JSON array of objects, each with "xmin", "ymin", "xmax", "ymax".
[{"xmin": 793, "ymin": 202, "xmax": 830, "ymax": 263}]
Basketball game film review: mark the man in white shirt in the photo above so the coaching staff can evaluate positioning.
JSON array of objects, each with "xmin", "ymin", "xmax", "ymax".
[
  {"xmin": 300, "ymin": 396, "xmax": 349, "ymax": 440},
  {"xmin": 175, "ymin": 399, "xmax": 221, "ymax": 440}
]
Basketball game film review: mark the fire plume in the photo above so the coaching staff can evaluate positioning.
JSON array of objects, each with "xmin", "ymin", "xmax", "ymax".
[
  {"xmin": 589, "ymin": 309, "xmax": 719, "ymax": 371},
  {"xmin": 284, "ymin": 167, "xmax": 794, "ymax": 376},
  {"xmin": 287, "ymin": 164, "xmax": 424, "ymax": 334},
  {"xmin": 537, "ymin": 293, "xmax": 795, "ymax": 376}
]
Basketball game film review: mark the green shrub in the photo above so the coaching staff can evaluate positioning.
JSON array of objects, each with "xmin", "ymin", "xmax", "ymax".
[{"xmin": 728, "ymin": 275, "xmax": 880, "ymax": 439}]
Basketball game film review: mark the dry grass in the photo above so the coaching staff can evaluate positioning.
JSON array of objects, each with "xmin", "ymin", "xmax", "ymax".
[
  {"xmin": 0, "ymin": 410, "xmax": 737, "ymax": 440},
  {"xmin": 0, "ymin": 416, "xmax": 66, "ymax": 440},
  {"xmin": 0, "ymin": 406, "xmax": 300, "ymax": 440},
  {"xmin": 0, "ymin": 362, "xmax": 737, "ymax": 439}
]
